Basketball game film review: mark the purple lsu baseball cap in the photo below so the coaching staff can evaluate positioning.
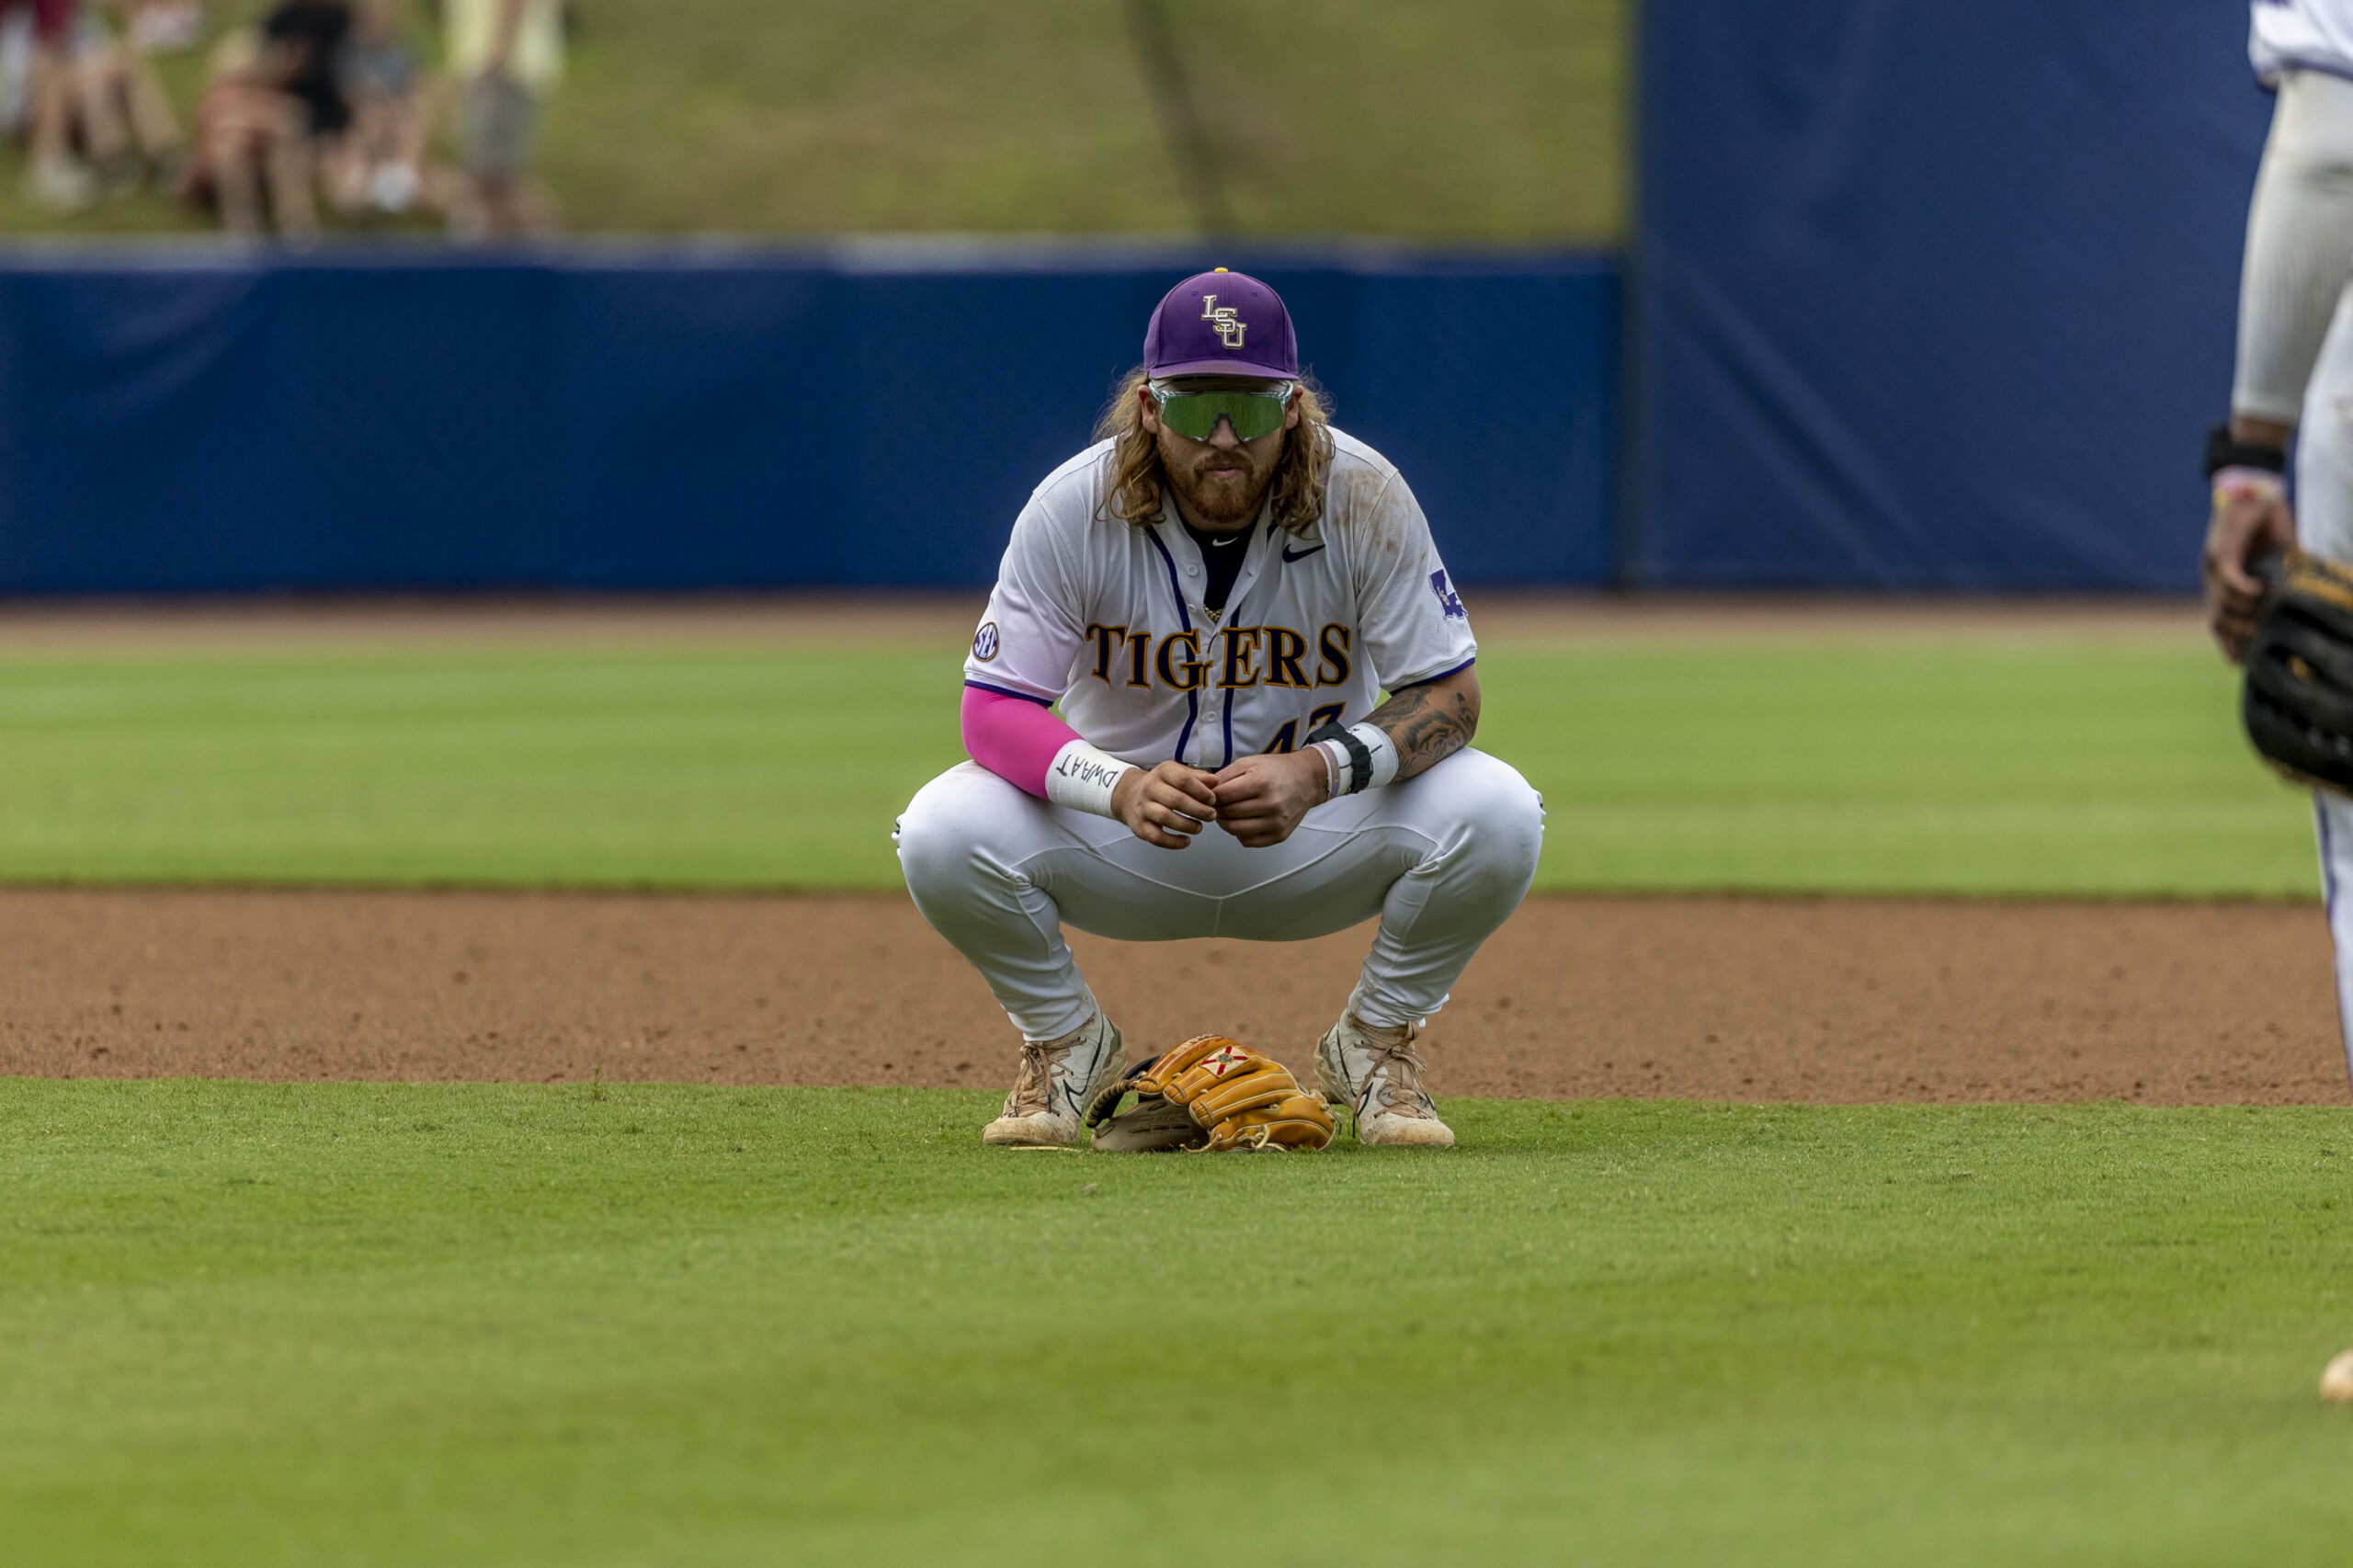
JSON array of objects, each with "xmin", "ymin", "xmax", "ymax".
[{"xmin": 1142, "ymin": 268, "xmax": 1299, "ymax": 381}]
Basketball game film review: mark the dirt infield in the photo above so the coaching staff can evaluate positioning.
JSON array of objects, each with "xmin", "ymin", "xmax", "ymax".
[{"xmin": 3, "ymin": 888, "xmax": 2341, "ymax": 1105}]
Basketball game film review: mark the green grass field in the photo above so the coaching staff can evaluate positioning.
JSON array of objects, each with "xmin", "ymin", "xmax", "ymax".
[
  {"xmin": 0, "ymin": 0, "xmax": 1621, "ymax": 241},
  {"xmin": 0, "ymin": 629, "xmax": 2313, "ymax": 894},
  {"xmin": 5, "ymin": 621, "xmax": 2347, "ymax": 1564},
  {"xmin": 6, "ymin": 1081, "xmax": 2353, "ymax": 1565}
]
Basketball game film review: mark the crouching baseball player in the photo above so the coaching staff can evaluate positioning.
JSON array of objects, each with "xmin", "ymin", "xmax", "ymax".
[
  {"xmin": 2208, "ymin": 2, "xmax": 2353, "ymax": 1075},
  {"xmin": 893, "ymin": 269, "xmax": 1544, "ymax": 1148}
]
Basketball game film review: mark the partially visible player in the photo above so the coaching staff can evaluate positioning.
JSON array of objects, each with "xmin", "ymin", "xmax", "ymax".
[
  {"xmin": 894, "ymin": 269, "xmax": 1544, "ymax": 1148},
  {"xmin": 2209, "ymin": 0, "xmax": 2353, "ymax": 1074}
]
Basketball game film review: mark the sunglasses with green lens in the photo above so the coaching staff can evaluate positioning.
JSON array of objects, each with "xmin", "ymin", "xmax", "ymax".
[{"xmin": 1149, "ymin": 381, "xmax": 1294, "ymax": 442}]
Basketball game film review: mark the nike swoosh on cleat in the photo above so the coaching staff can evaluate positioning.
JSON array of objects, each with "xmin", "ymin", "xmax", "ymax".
[
  {"xmin": 1063, "ymin": 1040, "xmax": 1108, "ymax": 1117},
  {"xmin": 1280, "ymin": 543, "xmax": 1325, "ymax": 562}
]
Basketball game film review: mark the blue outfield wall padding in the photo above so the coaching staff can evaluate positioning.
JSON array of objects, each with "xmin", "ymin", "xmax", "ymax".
[
  {"xmin": 0, "ymin": 247, "xmax": 1616, "ymax": 594},
  {"xmin": 1634, "ymin": 1, "xmax": 2272, "ymax": 590}
]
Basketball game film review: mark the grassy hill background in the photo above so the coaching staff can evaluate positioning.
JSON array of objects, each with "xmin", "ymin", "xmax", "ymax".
[{"xmin": 0, "ymin": 0, "xmax": 1624, "ymax": 240}]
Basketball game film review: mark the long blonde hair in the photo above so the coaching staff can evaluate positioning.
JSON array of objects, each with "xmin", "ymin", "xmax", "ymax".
[{"xmin": 1092, "ymin": 368, "xmax": 1335, "ymax": 537}]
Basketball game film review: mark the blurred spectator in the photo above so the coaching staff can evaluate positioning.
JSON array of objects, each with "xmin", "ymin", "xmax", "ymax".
[
  {"xmin": 445, "ymin": 0, "xmax": 560, "ymax": 238},
  {"xmin": 3, "ymin": 0, "xmax": 90, "ymax": 209},
  {"xmin": 177, "ymin": 25, "xmax": 315, "ymax": 237},
  {"xmin": 0, "ymin": 8, "xmax": 38, "ymax": 136},
  {"xmin": 72, "ymin": 2, "xmax": 186, "ymax": 194},
  {"xmin": 123, "ymin": 0, "xmax": 198, "ymax": 53},
  {"xmin": 260, "ymin": 0, "xmax": 351, "ymax": 146},
  {"xmin": 176, "ymin": 2, "xmax": 355, "ymax": 240},
  {"xmin": 325, "ymin": 0, "xmax": 449, "ymax": 218}
]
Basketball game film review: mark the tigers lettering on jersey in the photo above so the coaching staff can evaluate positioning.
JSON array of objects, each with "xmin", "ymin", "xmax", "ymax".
[
  {"xmin": 1083, "ymin": 623, "xmax": 1350, "ymax": 693},
  {"xmin": 963, "ymin": 426, "xmax": 1476, "ymax": 769}
]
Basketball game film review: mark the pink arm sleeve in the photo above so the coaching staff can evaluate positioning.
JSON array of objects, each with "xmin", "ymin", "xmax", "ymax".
[{"xmin": 961, "ymin": 685, "xmax": 1083, "ymax": 801}]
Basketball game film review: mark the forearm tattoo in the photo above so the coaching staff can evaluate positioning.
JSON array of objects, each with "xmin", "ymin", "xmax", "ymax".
[{"xmin": 1365, "ymin": 675, "xmax": 1480, "ymax": 781}]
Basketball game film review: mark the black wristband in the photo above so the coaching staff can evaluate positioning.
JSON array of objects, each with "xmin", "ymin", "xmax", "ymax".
[
  {"xmin": 2206, "ymin": 423, "xmax": 2287, "ymax": 480},
  {"xmin": 1304, "ymin": 719, "xmax": 1371, "ymax": 795}
]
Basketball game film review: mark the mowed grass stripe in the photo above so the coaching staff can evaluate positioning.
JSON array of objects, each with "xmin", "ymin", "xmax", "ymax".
[
  {"xmin": 0, "ymin": 632, "xmax": 2313, "ymax": 895},
  {"xmin": 3, "ymin": 1081, "xmax": 2351, "ymax": 1565},
  {"xmin": 0, "ymin": 642, "xmax": 965, "ymax": 890},
  {"xmin": 1479, "ymin": 635, "xmax": 2315, "ymax": 895}
]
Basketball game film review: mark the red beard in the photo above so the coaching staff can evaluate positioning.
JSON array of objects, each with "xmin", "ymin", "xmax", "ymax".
[{"xmin": 1160, "ymin": 432, "xmax": 1279, "ymax": 528}]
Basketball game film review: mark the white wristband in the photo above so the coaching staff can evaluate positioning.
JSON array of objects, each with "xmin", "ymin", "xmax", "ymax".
[
  {"xmin": 1046, "ymin": 739, "xmax": 1133, "ymax": 818},
  {"xmin": 1313, "ymin": 739, "xmax": 1349, "ymax": 797},
  {"xmin": 1347, "ymin": 722, "xmax": 1401, "ymax": 790}
]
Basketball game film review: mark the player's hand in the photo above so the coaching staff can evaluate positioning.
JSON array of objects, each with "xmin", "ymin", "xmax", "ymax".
[
  {"xmin": 1210, "ymin": 751, "xmax": 1331, "ymax": 848},
  {"xmin": 1111, "ymin": 760, "xmax": 1219, "ymax": 850},
  {"xmin": 2205, "ymin": 484, "xmax": 2297, "ymax": 663}
]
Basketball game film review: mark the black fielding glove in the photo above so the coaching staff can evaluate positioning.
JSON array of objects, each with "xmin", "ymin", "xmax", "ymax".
[{"xmin": 2243, "ymin": 549, "xmax": 2353, "ymax": 794}]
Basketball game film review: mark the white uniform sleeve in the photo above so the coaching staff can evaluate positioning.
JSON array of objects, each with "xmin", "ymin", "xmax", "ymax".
[
  {"xmin": 2252, "ymin": 0, "xmax": 2353, "ymax": 91},
  {"xmin": 963, "ymin": 494, "xmax": 1086, "ymax": 703},
  {"xmin": 1349, "ymin": 471, "xmax": 1479, "ymax": 691},
  {"xmin": 2235, "ymin": 70, "xmax": 2353, "ymax": 424}
]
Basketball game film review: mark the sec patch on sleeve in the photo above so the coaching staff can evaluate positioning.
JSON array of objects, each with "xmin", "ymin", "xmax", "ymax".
[{"xmin": 972, "ymin": 622, "xmax": 1000, "ymax": 661}]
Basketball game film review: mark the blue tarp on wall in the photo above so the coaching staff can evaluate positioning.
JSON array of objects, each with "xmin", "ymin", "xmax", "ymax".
[
  {"xmin": 0, "ymin": 247, "xmax": 1616, "ymax": 593},
  {"xmin": 1633, "ymin": 1, "xmax": 2273, "ymax": 589}
]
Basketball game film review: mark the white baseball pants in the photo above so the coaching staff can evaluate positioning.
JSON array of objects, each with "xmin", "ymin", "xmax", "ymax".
[
  {"xmin": 2287, "ymin": 284, "xmax": 2353, "ymax": 1082},
  {"xmin": 894, "ymin": 747, "xmax": 1544, "ymax": 1042}
]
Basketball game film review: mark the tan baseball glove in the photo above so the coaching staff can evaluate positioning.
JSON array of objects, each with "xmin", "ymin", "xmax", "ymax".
[{"xmin": 1083, "ymin": 1035, "xmax": 1336, "ymax": 1153}]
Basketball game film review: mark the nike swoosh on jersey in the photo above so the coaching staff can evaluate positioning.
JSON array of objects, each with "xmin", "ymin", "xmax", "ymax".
[{"xmin": 1280, "ymin": 543, "xmax": 1325, "ymax": 562}]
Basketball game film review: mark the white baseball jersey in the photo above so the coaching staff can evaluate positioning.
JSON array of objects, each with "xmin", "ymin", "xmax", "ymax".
[
  {"xmin": 962, "ymin": 427, "xmax": 1477, "ymax": 769},
  {"xmin": 2254, "ymin": 0, "xmax": 2353, "ymax": 85}
]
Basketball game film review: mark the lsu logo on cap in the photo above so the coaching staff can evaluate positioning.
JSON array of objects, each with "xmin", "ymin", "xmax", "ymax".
[{"xmin": 1199, "ymin": 295, "xmax": 1245, "ymax": 349}]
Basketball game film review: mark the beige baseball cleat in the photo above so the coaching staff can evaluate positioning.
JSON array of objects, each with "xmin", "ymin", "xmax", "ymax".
[
  {"xmin": 1315, "ymin": 1013, "xmax": 1455, "ymax": 1147},
  {"xmin": 981, "ymin": 1009, "xmax": 1128, "ymax": 1147}
]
